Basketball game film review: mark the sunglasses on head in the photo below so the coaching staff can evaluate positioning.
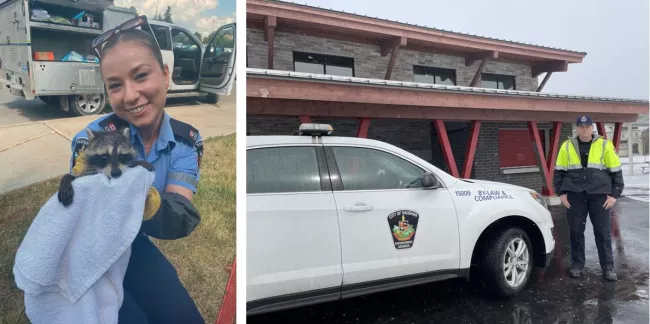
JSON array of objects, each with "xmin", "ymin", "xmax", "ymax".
[{"xmin": 91, "ymin": 15, "xmax": 159, "ymax": 58}]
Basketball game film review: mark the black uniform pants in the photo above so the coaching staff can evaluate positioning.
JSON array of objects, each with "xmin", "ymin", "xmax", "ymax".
[
  {"xmin": 566, "ymin": 191, "xmax": 614, "ymax": 271},
  {"xmin": 118, "ymin": 232, "xmax": 204, "ymax": 324}
]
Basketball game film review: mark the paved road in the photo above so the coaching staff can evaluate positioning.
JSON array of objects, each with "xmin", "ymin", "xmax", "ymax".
[
  {"xmin": 0, "ymin": 83, "xmax": 236, "ymax": 125},
  {"xmin": 248, "ymin": 197, "xmax": 649, "ymax": 324}
]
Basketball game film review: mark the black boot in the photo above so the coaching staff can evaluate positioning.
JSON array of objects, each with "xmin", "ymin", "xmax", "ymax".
[{"xmin": 604, "ymin": 270, "xmax": 617, "ymax": 281}]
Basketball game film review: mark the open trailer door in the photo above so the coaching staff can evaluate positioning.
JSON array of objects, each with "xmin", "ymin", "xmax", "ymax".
[{"xmin": 198, "ymin": 23, "xmax": 236, "ymax": 96}]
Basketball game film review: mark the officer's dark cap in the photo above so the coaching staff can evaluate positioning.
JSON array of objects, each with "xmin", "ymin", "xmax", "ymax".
[{"xmin": 576, "ymin": 115, "xmax": 593, "ymax": 126}]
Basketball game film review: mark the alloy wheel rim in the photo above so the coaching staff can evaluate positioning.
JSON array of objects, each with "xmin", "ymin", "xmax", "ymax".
[
  {"xmin": 77, "ymin": 94, "xmax": 102, "ymax": 113},
  {"xmin": 503, "ymin": 237, "xmax": 529, "ymax": 288}
]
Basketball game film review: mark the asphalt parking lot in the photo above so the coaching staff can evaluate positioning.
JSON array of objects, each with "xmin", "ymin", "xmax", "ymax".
[{"xmin": 248, "ymin": 197, "xmax": 649, "ymax": 324}]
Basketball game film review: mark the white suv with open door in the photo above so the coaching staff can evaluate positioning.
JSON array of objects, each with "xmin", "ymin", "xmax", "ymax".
[{"xmin": 246, "ymin": 124, "xmax": 556, "ymax": 316}]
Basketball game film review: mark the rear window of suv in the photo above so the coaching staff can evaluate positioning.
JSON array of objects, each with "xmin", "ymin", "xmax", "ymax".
[{"xmin": 247, "ymin": 146, "xmax": 322, "ymax": 194}]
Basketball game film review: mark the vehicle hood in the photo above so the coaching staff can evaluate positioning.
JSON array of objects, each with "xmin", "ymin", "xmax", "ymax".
[{"xmin": 459, "ymin": 179, "xmax": 532, "ymax": 192}]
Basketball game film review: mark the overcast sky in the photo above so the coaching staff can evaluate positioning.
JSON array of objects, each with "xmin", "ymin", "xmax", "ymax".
[{"xmin": 293, "ymin": 0, "xmax": 649, "ymax": 101}]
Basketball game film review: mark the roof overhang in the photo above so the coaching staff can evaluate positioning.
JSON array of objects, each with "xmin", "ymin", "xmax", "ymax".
[
  {"xmin": 247, "ymin": 69, "xmax": 649, "ymax": 123},
  {"xmin": 247, "ymin": 0, "xmax": 586, "ymax": 66}
]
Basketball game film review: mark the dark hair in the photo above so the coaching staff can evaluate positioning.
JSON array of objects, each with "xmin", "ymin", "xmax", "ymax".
[{"xmin": 99, "ymin": 28, "xmax": 165, "ymax": 71}]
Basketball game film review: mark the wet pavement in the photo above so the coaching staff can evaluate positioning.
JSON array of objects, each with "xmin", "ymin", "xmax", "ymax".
[{"xmin": 248, "ymin": 197, "xmax": 649, "ymax": 324}]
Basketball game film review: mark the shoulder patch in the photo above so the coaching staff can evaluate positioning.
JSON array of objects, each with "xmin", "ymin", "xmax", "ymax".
[
  {"xmin": 72, "ymin": 137, "xmax": 89, "ymax": 168},
  {"xmin": 98, "ymin": 114, "xmax": 128, "ymax": 132},
  {"xmin": 169, "ymin": 117, "xmax": 200, "ymax": 147}
]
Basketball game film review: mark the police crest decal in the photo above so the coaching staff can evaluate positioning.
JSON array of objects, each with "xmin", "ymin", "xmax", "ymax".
[{"xmin": 387, "ymin": 210, "xmax": 420, "ymax": 249}]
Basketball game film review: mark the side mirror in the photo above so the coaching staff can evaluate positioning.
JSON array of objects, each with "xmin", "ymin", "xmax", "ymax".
[{"xmin": 422, "ymin": 172, "xmax": 438, "ymax": 188}]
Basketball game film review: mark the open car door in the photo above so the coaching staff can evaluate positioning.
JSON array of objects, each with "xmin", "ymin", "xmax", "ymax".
[{"xmin": 198, "ymin": 23, "xmax": 236, "ymax": 96}]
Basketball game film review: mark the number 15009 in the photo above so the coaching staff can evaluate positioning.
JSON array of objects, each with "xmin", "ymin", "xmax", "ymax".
[{"xmin": 455, "ymin": 190, "xmax": 471, "ymax": 197}]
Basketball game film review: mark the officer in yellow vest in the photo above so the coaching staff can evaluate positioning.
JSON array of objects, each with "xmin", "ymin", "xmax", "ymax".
[{"xmin": 553, "ymin": 115, "xmax": 624, "ymax": 281}]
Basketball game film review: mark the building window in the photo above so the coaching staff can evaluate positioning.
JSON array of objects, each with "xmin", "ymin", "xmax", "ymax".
[
  {"xmin": 413, "ymin": 66, "xmax": 456, "ymax": 85},
  {"xmin": 293, "ymin": 52, "xmax": 354, "ymax": 77},
  {"xmin": 498, "ymin": 129, "xmax": 547, "ymax": 169},
  {"xmin": 481, "ymin": 73, "xmax": 516, "ymax": 90}
]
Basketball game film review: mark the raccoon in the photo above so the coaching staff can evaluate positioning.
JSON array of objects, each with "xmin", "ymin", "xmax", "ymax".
[{"xmin": 58, "ymin": 127, "xmax": 155, "ymax": 207}]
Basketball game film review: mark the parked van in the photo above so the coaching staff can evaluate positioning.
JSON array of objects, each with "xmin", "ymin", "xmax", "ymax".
[{"xmin": 0, "ymin": 0, "xmax": 236, "ymax": 116}]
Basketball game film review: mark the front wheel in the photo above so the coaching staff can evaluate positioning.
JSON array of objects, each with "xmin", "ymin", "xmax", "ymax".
[
  {"xmin": 68, "ymin": 93, "xmax": 107, "ymax": 116},
  {"xmin": 480, "ymin": 227, "xmax": 533, "ymax": 298}
]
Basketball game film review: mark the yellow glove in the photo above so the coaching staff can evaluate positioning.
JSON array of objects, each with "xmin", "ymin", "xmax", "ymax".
[
  {"xmin": 71, "ymin": 150, "xmax": 88, "ymax": 177},
  {"xmin": 143, "ymin": 187, "xmax": 161, "ymax": 221}
]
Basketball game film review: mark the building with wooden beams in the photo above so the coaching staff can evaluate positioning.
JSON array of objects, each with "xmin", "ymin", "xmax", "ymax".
[{"xmin": 245, "ymin": 0, "xmax": 649, "ymax": 201}]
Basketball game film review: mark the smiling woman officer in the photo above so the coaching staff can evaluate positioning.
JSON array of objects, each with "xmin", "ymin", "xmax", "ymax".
[{"xmin": 68, "ymin": 16, "xmax": 205, "ymax": 324}]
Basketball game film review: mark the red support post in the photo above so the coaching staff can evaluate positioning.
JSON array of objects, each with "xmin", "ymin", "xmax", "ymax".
[
  {"xmin": 432, "ymin": 120, "xmax": 459, "ymax": 178},
  {"xmin": 299, "ymin": 116, "xmax": 311, "ymax": 124},
  {"xmin": 357, "ymin": 118, "xmax": 371, "ymax": 138},
  {"xmin": 596, "ymin": 122, "xmax": 607, "ymax": 139},
  {"xmin": 215, "ymin": 258, "xmax": 236, "ymax": 324},
  {"xmin": 542, "ymin": 122, "xmax": 562, "ymax": 196},
  {"xmin": 613, "ymin": 122, "xmax": 623, "ymax": 152},
  {"xmin": 461, "ymin": 121, "xmax": 481, "ymax": 178},
  {"xmin": 528, "ymin": 121, "xmax": 555, "ymax": 196}
]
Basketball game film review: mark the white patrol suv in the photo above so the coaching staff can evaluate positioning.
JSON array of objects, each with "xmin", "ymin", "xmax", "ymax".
[{"xmin": 246, "ymin": 124, "xmax": 555, "ymax": 316}]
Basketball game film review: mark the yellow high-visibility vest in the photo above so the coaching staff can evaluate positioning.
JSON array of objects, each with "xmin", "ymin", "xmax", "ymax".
[{"xmin": 554, "ymin": 135, "xmax": 622, "ymax": 172}]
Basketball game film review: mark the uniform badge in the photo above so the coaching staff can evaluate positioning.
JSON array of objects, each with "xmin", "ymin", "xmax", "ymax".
[
  {"xmin": 387, "ymin": 210, "xmax": 420, "ymax": 249},
  {"xmin": 190, "ymin": 130, "xmax": 198, "ymax": 141},
  {"xmin": 72, "ymin": 137, "xmax": 89, "ymax": 167}
]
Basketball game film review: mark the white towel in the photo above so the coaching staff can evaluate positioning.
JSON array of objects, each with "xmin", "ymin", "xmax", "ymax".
[{"xmin": 13, "ymin": 166, "xmax": 155, "ymax": 324}]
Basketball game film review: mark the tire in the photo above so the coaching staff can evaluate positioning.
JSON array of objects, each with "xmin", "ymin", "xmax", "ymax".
[
  {"xmin": 68, "ymin": 93, "xmax": 107, "ymax": 116},
  {"xmin": 203, "ymin": 93, "xmax": 218, "ymax": 104},
  {"xmin": 479, "ymin": 227, "xmax": 534, "ymax": 298}
]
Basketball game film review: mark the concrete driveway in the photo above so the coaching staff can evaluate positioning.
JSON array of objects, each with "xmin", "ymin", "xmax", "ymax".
[
  {"xmin": 0, "ymin": 86, "xmax": 236, "ymax": 195},
  {"xmin": 0, "ymin": 82, "xmax": 236, "ymax": 125}
]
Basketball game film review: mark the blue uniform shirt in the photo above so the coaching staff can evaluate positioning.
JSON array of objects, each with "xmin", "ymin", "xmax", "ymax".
[{"xmin": 69, "ymin": 112, "xmax": 203, "ymax": 193}]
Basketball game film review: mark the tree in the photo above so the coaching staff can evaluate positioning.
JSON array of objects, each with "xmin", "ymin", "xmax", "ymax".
[
  {"xmin": 193, "ymin": 32, "xmax": 203, "ymax": 42},
  {"xmin": 163, "ymin": 6, "xmax": 173, "ymax": 23}
]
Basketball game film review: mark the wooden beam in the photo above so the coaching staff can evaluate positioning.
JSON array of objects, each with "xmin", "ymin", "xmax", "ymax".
[
  {"xmin": 469, "ymin": 59, "xmax": 488, "ymax": 87},
  {"xmin": 465, "ymin": 50, "xmax": 498, "ymax": 67},
  {"xmin": 380, "ymin": 36, "xmax": 407, "ymax": 56},
  {"xmin": 432, "ymin": 120, "xmax": 459, "ymax": 177},
  {"xmin": 247, "ymin": 98, "xmax": 642, "ymax": 123},
  {"xmin": 264, "ymin": 16, "xmax": 276, "ymax": 41},
  {"xmin": 613, "ymin": 122, "xmax": 623, "ymax": 152},
  {"xmin": 536, "ymin": 72, "xmax": 553, "ymax": 92},
  {"xmin": 384, "ymin": 44, "xmax": 402, "ymax": 80},
  {"xmin": 461, "ymin": 121, "xmax": 481, "ymax": 178},
  {"xmin": 542, "ymin": 121, "xmax": 562, "ymax": 196},
  {"xmin": 532, "ymin": 60, "xmax": 568, "ymax": 78},
  {"xmin": 596, "ymin": 122, "xmax": 607, "ymax": 139},
  {"xmin": 356, "ymin": 118, "xmax": 371, "ymax": 138},
  {"xmin": 528, "ymin": 121, "xmax": 555, "ymax": 196},
  {"xmin": 265, "ymin": 16, "xmax": 276, "ymax": 69},
  {"xmin": 247, "ymin": 77, "xmax": 648, "ymax": 117}
]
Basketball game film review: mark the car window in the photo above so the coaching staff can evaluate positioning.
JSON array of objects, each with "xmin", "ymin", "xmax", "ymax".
[
  {"xmin": 171, "ymin": 28, "xmax": 200, "ymax": 51},
  {"xmin": 247, "ymin": 146, "xmax": 322, "ymax": 194},
  {"xmin": 331, "ymin": 146, "xmax": 426, "ymax": 190},
  {"xmin": 205, "ymin": 26, "xmax": 234, "ymax": 59}
]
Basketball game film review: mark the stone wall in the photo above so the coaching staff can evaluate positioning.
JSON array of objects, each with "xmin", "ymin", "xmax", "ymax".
[{"xmin": 247, "ymin": 28, "xmax": 538, "ymax": 91}]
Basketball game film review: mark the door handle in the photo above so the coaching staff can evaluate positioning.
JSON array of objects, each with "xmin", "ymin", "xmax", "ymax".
[{"xmin": 343, "ymin": 203, "xmax": 373, "ymax": 212}]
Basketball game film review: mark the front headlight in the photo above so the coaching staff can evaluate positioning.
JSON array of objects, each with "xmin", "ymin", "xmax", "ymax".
[{"xmin": 529, "ymin": 191, "xmax": 548, "ymax": 209}]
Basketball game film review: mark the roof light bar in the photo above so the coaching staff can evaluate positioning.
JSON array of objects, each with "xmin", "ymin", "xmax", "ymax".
[{"xmin": 298, "ymin": 123, "xmax": 333, "ymax": 136}]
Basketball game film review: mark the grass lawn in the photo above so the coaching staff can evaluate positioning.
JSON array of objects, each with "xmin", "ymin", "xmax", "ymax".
[{"xmin": 0, "ymin": 134, "xmax": 236, "ymax": 323}]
